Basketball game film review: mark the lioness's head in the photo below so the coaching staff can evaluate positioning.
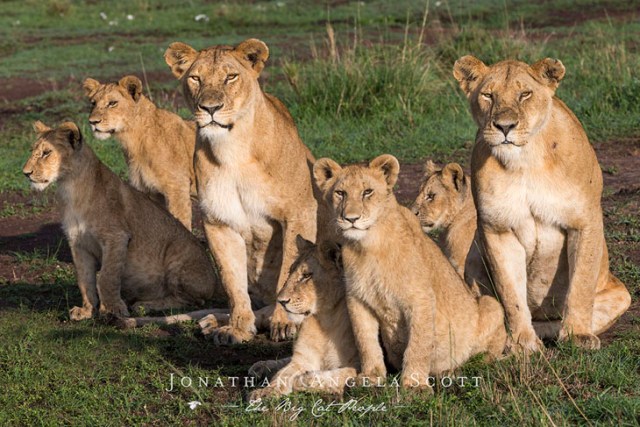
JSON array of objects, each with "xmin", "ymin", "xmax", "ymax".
[
  {"xmin": 453, "ymin": 56, "xmax": 565, "ymax": 155},
  {"xmin": 313, "ymin": 154, "xmax": 400, "ymax": 242},
  {"xmin": 411, "ymin": 161, "xmax": 470, "ymax": 233},
  {"xmin": 83, "ymin": 75, "xmax": 144, "ymax": 140},
  {"xmin": 23, "ymin": 121, "xmax": 83, "ymax": 191},
  {"xmin": 277, "ymin": 236, "xmax": 343, "ymax": 323},
  {"xmin": 164, "ymin": 39, "xmax": 269, "ymax": 138}
]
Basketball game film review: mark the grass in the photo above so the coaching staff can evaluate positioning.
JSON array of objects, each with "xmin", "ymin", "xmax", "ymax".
[{"xmin": 0, "ymin": 0, "xmax": 639, "ymax": 425}]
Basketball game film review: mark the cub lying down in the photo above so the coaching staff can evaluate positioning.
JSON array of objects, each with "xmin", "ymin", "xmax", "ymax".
[
  {"xmin": 314, "ymin": 154, "xmax": 507, "ymax": 391},
  {"xmin": 22, "ymin": 121, "xmax": 217, "ymax": 319},
  {"xmin": 248, "ymin": 238, "xmax": 358, "ymax": 399}
]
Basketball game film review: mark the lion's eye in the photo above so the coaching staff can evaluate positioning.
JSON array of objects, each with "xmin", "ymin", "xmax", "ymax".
[
  {"xmin": 189, "ymin": 75, "xmax": 200, "ymax": 83},
  {"xmin": 301, "ymin": 272, "xmax": 312, "ymax": 281},
  {"xmin": 107, "ymin": 101, "xmax": 118, "ymax": 108},
  {"xmin": 363, "ymin": 189, "xmax": 373, "ymax": 198},
  {"xmin": 225, "ymin": 73, "xmax": 239, "ymax": 83},
  {"xmin": 481, "ymin": 92, "xmax": 492, "ymax": 100},
  {"xmin": 42, "ymin": 149, "xmax": 51, "ymax": 158},
  {"xmin": 426, "ymin": 193, "xmax": 435, "ymax": 201},
  {"xmin": 520, "ymin": 91, "xmax": 532, "ymax": 101},
  {"xmin": 90, "ymin": 100, "xmax": 96, "ymax": 107},
  {"xmin": 335, "ymin": 190, "xmax": 345, "ymax": 199}
]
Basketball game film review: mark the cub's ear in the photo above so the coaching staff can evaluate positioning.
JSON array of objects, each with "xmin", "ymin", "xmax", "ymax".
[
  {"xmin": 118, "ymin": 75, "xmax": 143, "ymax": 102},
  {"xmin": 313, "ymin": 158, "xmax": 342, "ymax": 193},
  {"xmin": 164, "ymin": 42, "xmax": 198, "ymax": 79},
  {"xmin": 57, "ymin": 122, "xmax": 82, "ymax": 150},
  {"xmin": 319, "ymin": 241, "xmax": 342, "ymax": 271},
  {"xmin": 82, "ymin": 78, "xmax": 101, "ymax": 98},
  {"xmin": 441, "ymin": 163, "xmax": 465, "ymax": 192},
  {"xmin": 295, "ymin": 234, "xmax": 315, "ymax": 254},
  {"xmin": 33, "ymin": 120, "xmax": 51, "ymax": 135},
  {"xmin": 423, "ymin": 159, "xmax": 440, "ymax": 178},
  {"xmin": 453, "ymin": 55, "xmax": 488, "ymax": 97},
  {"xmin": 530, "ymin": 58, "xmax": 565, "ymax": 90},
  {"xmin": 369, "ymin": 154, "xmax": 400, "ymax": 189},
  {"xmin": 234, "ymin": 39, "xmax": 269, "ymax": 75}
]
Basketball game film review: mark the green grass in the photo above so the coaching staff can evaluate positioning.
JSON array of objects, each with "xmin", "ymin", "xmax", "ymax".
[{"xmin": 0, "ymin": 0, "xmax": 639, "ymax": 425}]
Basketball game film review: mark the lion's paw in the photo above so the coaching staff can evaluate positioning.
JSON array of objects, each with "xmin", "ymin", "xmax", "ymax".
[
  {"xmin": 206, "ymin": 325, "xmax": 255, "ymax": 345},
  {"xmin": 69, "ymin": 305, "xmax": 94, "ymax": 321},
  {"xmin": 269, "ymin": 307, "xmax": 298, "ymax": 342},
  {"xmin": 509, "ymin": 328, "xmax": 543, "ymax": 354}
]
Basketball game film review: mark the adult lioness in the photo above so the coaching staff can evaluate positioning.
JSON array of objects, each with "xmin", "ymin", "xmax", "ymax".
[
  {"xmin": 453, "ymin": 56, "xmax": 631, "ymax": 351},
  {"xmin": 249, "ymin": 237, "xmax": 358, "ymax": 399},
  {"xmin": 83, "ymin": 75, "xmax": 197, "ymax": 230},
  {"xmin": 164, "ymin": 39, "xmax": 319, "ymax": 344},
  {"xmin": 314, "ymin": 155, "xmax": 506, "ymax": 391},
  {"xmin": 22, "ymin": 121, "xmax": 217, "ymax": 319}
]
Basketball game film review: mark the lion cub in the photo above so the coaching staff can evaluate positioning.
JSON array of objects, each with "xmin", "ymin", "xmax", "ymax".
[
  {"xmin": 249, "ymin": 237, "xmax": 358, "ymax": 399},
  {"xmin": 83, "ymin": 75, "xmax": 197, "ymax": 230},
  {"xmin": 22, "ymin": 121, "xmax": 217, "ymax": 320},
  {"xmin": 314, "ymin": 155, "xmax": 506, "ymax": 391}
]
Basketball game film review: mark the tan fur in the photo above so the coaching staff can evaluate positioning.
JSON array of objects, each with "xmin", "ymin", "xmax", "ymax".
[
  {"xmin": 454, "ymin": 56, "xmax": 632, "ymax": 352},
  {"xmin": 22, "ymin": 121, "xmax": 217, "ymax": 319},
  {"xmin": 314, "ymin": 155, "xmax": 507, "ymax": 391},
  {"xmin": 164, "ymin": 39, "xmax": 321, "ymax": 344},
  {"xmin": 83, "ymin": 76, "xmax": 197, "ymax": 230},
  {"xmin": 249, "ymin": 238, "xmax": 358, "ymax": 399}
]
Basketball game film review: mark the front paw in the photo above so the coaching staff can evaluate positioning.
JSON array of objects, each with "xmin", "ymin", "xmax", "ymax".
[
  {"xmin": 558, "ymin": 330, "xmax": 601, "ymax": 350},
  {"xmin": 198, "ymin": 314, "xmax": 220, "ymax": 336},
  {"xmin": 400, "ymin": 372, "xmax": 434, "ymax": 394},
  {"xmin": 248, "ymin": 386, "xmax": 279, "ymax": 402},
  {"xmin": 509, "ymin": 328, "xmax": 543, "ymax": 354},
  {"xmin": 99, "ymin": 300, "xmax": 129, "ymax": 318},
  {"xmin": 356, "ymin": 367, "xmax": 387, "ymax": 387},
  {"xmin": 205, "ymin": 325, "xmax": 255, "ymax": 345},
  {"xmin": 269, "ymin": 306, "xmax": 298, "ymax": 342},
  {"xmin": 69, "ymin": 305, "xmax": 95, "ymax": 321}
]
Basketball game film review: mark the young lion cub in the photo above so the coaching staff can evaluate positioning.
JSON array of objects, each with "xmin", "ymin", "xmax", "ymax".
[
  {"xmin": 22, "ymin": 121, "xmax": 217, "ymax": 319},
  {"xmin": 314, "ymin": 154, "xmax": 506, "ymax": 391},
  {"xmin": 248, "ymin": 237, "xmax": 358, "ymax": 399},
  {"xmin": 83, "ymin": 76, "xmax": 197, "ymax": 230}
]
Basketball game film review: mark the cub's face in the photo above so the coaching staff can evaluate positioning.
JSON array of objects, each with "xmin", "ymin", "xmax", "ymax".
[
  {"xmin": 453, "ymin": 56, "xmax": 565, "ymax": 162},
  {"xmin": 23, "ymin": 122, "xmax": 81, "ymax": 191},
  {"xmin": 164, "ymin": 39, "xmax": 269, "ymax": 139},
  {"xmin": 314, "ymin": 155, "xmax": 400, "ymax": 242},
  {"xmin": 83, "ymin": 76, "xmax": 143, "ymax": 140},
  {"xmin": 411, "ymin": 162, "xmax": 469, "ymax": 233}
]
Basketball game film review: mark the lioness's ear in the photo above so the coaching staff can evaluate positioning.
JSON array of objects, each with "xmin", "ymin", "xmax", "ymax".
[
  {"xmin": 33, "ymin": 120, "xmax": 51, "ymax": 135},
  {"xmin": 118, "ymin": 75, "xmax": 143, "ymax": 102},
  {"xmin": 530, "ymin": 58, "xmax": 565, "ymax": 90},
  {"xmin": 319, "ymin": 241, "xmax": 342, "ymax": 271},
  {"xmin": 423, "ymin": 160, "xmax": 440, "ymax": 178},
  {"xmin": 57, "ymin": 122, "xmax": 82, "ymax": 150},
  {"xmin": 369, "ymin": 154, "xmax": 400, "ymax": 189},
  {"xmin": 313, "ymin": 158, "xmax": 342, "ymax": 193},
  {"xmin": 164, "ymin": 42, "xmax": 198, "ymax": 79},
  {"xmin": 234, "ymin": 39, "xmax": 269, "ymax": 75},
  {"xmin": 295, "ymin": 234, "xmax": 315, "ymax": 254},
  {"xmin": 453, "ymin": 55, "xmax": 488, "ymax": 97},
  {"xmin": 82, "ymin": 78, "xmax": 101, "ymax": 98},
  {"xmin": 442, "ymin": 163, "xmax": 465, "ymax": 192}
]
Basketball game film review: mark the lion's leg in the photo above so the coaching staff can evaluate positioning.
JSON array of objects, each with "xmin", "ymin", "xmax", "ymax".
[
  {"xmin": 69, "ymin": 245, "xmax": 99, "ymax": 321},
  {"xmin": 249, "ymin": 357, "xmax": 292, "ymax": 382},
  {"xmin": 269, "ymin": 218, "xmax": 316, "ymax": 342},
  {"xmin": 560, "ymin": 226, "xmax": 603, "ymax": 349},
  {"xmin": 476, "ymin": 295, "xmax": 507, "ymax": 360},
  {"xmin": 292, "ymin": 367, "xmax": 357, "ymax": 395},
  {"xmin": 253, "ymin": 305, "xmax": 275, "ymax": 331},
  {"xmin": 202, "ymin": 222, "xmax": 255, "ymax": 344},
  {"xmin": 165, "ymin": 185, "xmax": 193, "ymax": 231},
  {"xmin": 482, "ymin": 228, "xmax": 542, "ymax": 353},
  {"xmin": 117, "ymin": 308, "xmax": 230, "ymax": 329},
  {"xmin": 163, "ymin": 238, "xmax": 218, "ymax": 306},
  {"xmin": 247, "ymin": 360, "xmax": 309, "ymax": 401},
  {"xmin": 346, "ymin": 296, "xmax": 386, "ymax": 384},
  {"xmin": 401, "ymin": 288, "xmax": 436, "ymax": 391},
  {"xmin": 96, "ymin": 233, "xmax": 130, "ymax": 317},
  {"xmin": 591, "ymin": 272, "xmax": 631, "ymax": 335}
]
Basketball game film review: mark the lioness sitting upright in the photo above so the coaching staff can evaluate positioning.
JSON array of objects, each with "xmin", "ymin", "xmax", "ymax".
[
  {"xmin": 22, "ymin": 121, "xmax": 217, "ymax": 320},
  {"xmin": 83, "ymin": 75, "xmax": 197, "ymax": 230},
  {"xmin": 164, "ymin": 39, "xmax": 319, "ymax": 344},
  {"xmin": 249, "ymin": 237, "xmax": 358, "ymax": 399},
  {"xmin": 453, "ymin": 56, "xmax": 631, "ymax": 351},
  {"xmin": 314, "ymin": 154, "xmax": 506, "ymax": 391}
]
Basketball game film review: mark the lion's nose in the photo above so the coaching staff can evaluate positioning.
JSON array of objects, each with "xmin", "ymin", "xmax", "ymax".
[
  {"xmin": 493, "ymin": 120, "xmax": 518, "ymax": 136},
  {"xmin": 344, "ymin": 214, "xmax": 360, "ymax": 224},
  {"xmin": 278, "ymin": 298, "xmax": 290, "ymax": 307},
  {"xmin": 23, "ymin": 170, "xmax": 33, "ymax": 178},
  {"xmin": 89, "ymin": 119, "xmax": 101, "ymax": 125},
  {"xmin": 199, "ymin": 103, "xmax": 223, "ymax": 116}
]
